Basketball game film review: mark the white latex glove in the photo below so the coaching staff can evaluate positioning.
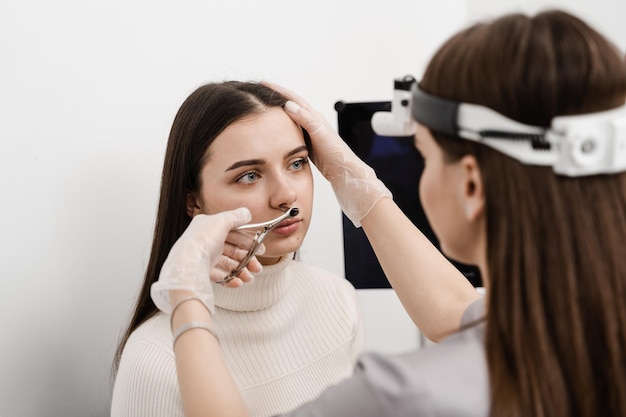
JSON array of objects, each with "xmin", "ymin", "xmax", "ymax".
[
  {"xmin": 151, "ymin": 207, "xmax": 264, "ymax": 315},
  {"xmin": 264, "ymin": 81, "xmax": 392, "ymax": 227}
]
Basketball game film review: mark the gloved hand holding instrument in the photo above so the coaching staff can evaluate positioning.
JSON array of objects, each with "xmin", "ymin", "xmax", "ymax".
[{"xmin": 151, "ymin": 207, "xmax": 265, "ymax": 316}]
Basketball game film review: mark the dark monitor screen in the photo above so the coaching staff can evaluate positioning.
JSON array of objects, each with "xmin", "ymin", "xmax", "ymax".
[{"xmin": 335, "ymin": 100, "xmax": 482, "ymax": 289}]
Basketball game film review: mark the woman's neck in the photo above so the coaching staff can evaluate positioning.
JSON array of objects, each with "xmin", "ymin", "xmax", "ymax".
[{"xmin": 257, "ymin": 255, "xmax": 283, "ymax": 266}]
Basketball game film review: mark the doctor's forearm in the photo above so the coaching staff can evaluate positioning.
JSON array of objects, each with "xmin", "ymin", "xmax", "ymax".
[
  {"xmin": 361, "ymin": 197, "xmax": 482, "ymax": 341},
  {"xmin": 172, "ymin": 298, "xmax": 250, "ymax": 417}
]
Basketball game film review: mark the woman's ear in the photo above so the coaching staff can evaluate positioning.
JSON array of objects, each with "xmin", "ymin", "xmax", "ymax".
[
  {"xmin": 186, "ymin": 193, "xmax": 202, "ymax": 217},
  {"xmin": 460, "ymin": 155, "xmax": 485, "ymax": 222}
]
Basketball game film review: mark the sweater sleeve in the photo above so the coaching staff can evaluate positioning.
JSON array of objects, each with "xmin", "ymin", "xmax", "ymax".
[{"xmin": 111, "ymin": 338, "xmax": 184, "ymax": 417}]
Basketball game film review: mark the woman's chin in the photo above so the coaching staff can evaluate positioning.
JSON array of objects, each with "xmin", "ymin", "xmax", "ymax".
[{"xmin": 259, "ymin": 239, "xmax": 302, "ymax": 262}]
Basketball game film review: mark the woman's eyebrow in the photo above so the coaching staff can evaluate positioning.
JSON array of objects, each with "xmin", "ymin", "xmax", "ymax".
[
  {"xmin": 285, "ymin": 145, "xmax": 308, "ymax": 158},
  {"xmin": 225, "ymin": 146, "xmax": 308, "ymax": 172},
  {"xmin": 225, "ymin": 159, "xmax": 265, "ymax": 172}
]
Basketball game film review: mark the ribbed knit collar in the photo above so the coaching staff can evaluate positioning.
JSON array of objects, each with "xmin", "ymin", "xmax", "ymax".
[{"xmin": 213, "ymin": 254, "xmax": 294, "ymax": 312}]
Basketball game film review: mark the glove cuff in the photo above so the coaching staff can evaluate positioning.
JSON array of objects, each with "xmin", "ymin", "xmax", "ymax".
[
  {"xmin": 151, "ymin": 282, "xmax": 216, "ymax": 316},
  {"xmin": 331, "ymin": 166, "xmax": 392, "ymax": 227}
]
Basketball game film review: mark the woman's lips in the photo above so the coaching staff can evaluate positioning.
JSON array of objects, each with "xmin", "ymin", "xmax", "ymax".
[{"xmin": 272, "ymin": 219, "xmax": 301, "ymax": 235}]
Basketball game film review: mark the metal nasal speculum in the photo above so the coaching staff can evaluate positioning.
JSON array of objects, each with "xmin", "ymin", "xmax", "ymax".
[{"xmin": 217, "ymin": 207, "xmax": 299, "ymax": 284}]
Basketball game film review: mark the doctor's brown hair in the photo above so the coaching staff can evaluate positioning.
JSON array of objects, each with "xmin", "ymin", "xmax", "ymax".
[
  {"xmin": 112, "ymin": 81, "xmax": 294, "ymax": 374},
  {"xmin": 421, "ymin": 10, "xmax": 626, "ymax": 417}
]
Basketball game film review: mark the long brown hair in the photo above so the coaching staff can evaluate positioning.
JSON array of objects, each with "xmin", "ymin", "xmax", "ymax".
[
  {"xmin": 112, "ymin": 81, "xmax": 290, "ymax": 374},
  {"xmin": 420, "ymin": 10, "xmax": 626, "ymax": 417}
]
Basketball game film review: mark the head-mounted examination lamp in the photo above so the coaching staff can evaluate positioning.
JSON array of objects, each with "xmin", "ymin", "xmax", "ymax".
[{"xmin": 372, "ymin": 76, "xmax": 626, "ymax": 177}]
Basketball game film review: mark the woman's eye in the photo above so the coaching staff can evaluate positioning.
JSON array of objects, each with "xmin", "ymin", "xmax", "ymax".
[
  {"xmin": 236, "ymin": 171, "xmax": 260, "ymax": 184},
  {"xmin": 290, "ymin": 157, "xmax": 309, "ymax": 170}
]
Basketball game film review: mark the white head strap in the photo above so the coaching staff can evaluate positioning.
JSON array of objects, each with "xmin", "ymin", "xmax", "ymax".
[{"xmin": 372, "ymin": 76, "xmax": 626, "ymax": 177}]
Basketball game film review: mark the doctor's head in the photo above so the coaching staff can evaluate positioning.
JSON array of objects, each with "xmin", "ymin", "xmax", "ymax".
[
  {"xmin": 160, "ymin": 81, "xmax": 314, "ymax": 265},
  {"xmin": 414, "ymin": 9, "xmax": 626, "ymax": 284},
  {"xmin": 413, "ymin": 10, "xmax": 626, "ymax": 417}
]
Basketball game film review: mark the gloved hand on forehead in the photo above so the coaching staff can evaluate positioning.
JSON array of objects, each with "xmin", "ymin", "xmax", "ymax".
[
  {"xmin": 264, "ymin": 81, "xmax": 392, "ymax": 227},
  {"xmin": 151, "ymin": 207, "xmax": 264, "ymax": 315}
]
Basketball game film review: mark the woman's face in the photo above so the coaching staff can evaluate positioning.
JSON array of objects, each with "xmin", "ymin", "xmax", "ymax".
[
  {"xmin": 414, "ymin": 124, "xmax": 479, "ymax": 265},
  {"xmin": 192, "ymin": 107, "xmax": 313, "ymax": 265}
]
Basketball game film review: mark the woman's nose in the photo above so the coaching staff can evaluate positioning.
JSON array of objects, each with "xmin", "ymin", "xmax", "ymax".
[{"xmin": 269, "ymin": 174, "xmax": 298, "ymax": 210}]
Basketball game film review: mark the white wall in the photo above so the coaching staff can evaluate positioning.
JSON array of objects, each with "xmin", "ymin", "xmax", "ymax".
[
  {"xmin": 2, "ymin": 1, "xmax": 623, "ymax": 417},
  {"xmin": 0, "ymin": 1, "xmax": 466, "ymax": 417}
]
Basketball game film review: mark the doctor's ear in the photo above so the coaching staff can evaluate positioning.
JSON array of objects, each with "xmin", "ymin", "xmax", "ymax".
[
  {"xmin": 186, "ymin": 193, "xmax": 203, "ymax": 218},
  {"xmin": 460, "ymin": 155, "xmax": 485, "ymax": 221}
]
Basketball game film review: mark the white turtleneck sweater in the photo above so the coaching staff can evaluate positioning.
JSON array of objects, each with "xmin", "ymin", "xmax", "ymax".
[{"xmin": 111, "ymin": 255, "xmax": 364, "ymax": 417}]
